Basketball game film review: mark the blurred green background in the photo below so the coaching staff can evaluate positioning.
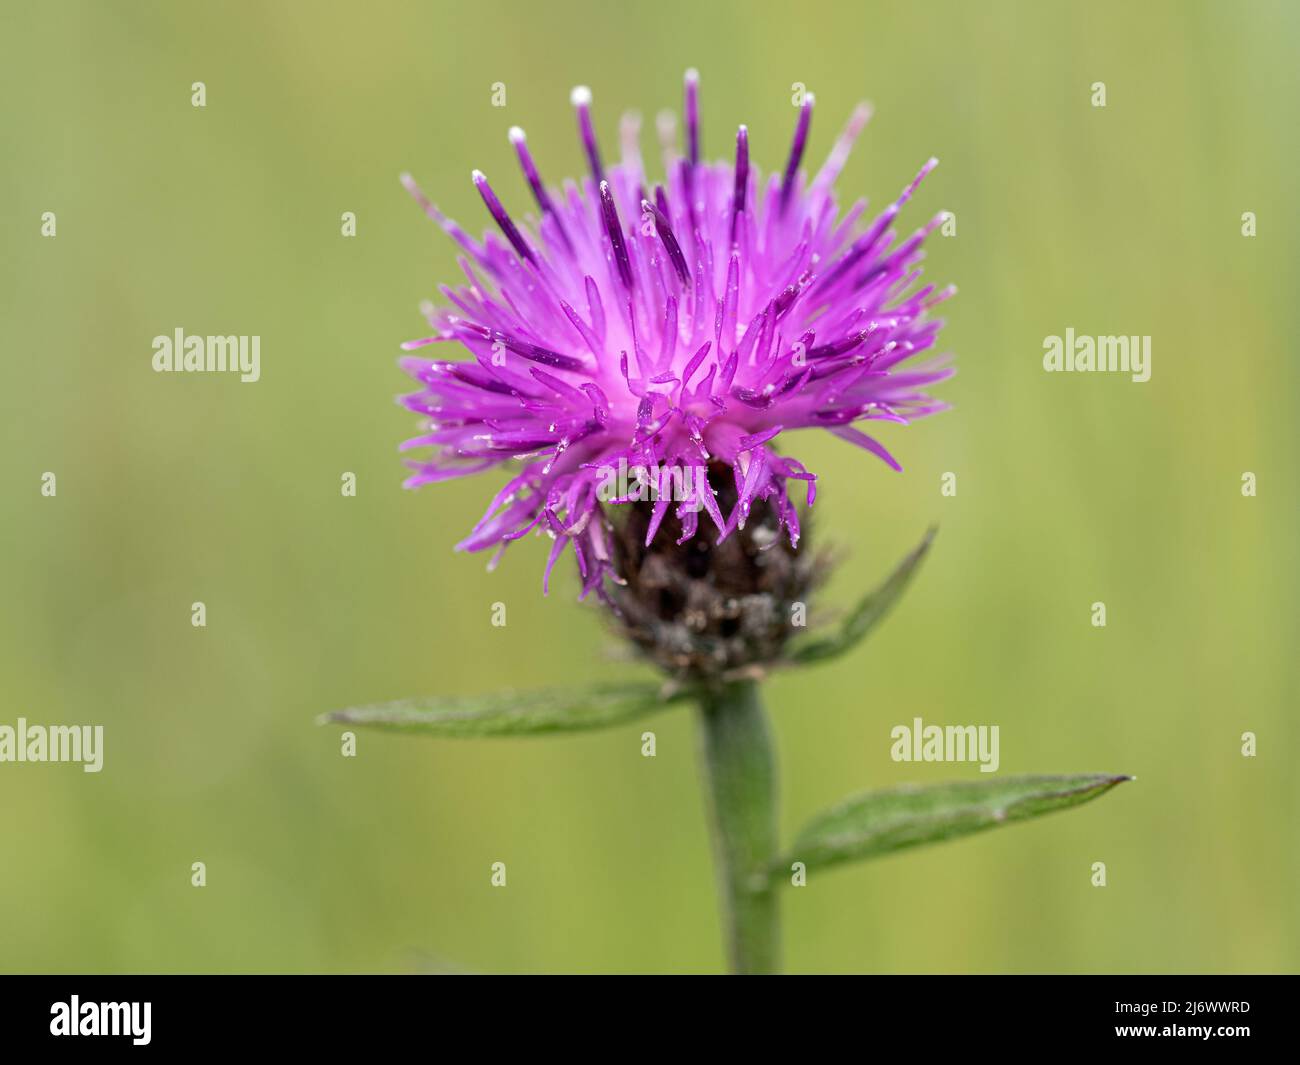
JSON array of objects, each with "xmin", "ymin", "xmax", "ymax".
[{"xmin": 2, "ymin": 0, "xmax": 1296, "ymax": 974}]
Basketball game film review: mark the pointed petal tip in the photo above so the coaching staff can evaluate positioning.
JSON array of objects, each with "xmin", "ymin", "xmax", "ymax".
[
  {"xmin": 507, "ymin": 126, "xmax": 526, "ymax": 144},
  {"xmin": 570, "ymin": 84, "xmax": 592, "ymax": 107}
]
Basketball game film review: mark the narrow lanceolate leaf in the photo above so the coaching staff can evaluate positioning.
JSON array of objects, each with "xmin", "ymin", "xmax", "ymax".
[
  {"xmin": 774, "ymin": 774, "xmax": 1131, "ymax": 880},
  {"xmin": 319, "ymin": 681, "xmax": 691, "ymax": 737},
  {"xmin": 785, "ymin": 526, "xmax": 936, "ymax": 666}
]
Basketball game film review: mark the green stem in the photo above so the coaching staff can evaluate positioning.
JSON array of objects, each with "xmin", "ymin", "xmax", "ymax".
[{"xmin": 695, "ymin": 678, "xmax": 780, "ymax": 974}]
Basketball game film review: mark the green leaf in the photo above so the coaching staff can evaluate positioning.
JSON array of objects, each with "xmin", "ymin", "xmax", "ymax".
[
  {"xmin": 786, "ymin": 525, "xmax": 936, "ymax": 665},
  {"xmin": 774, "ymin": 773, "xmax": 1131, "ymax": 880},
  {"xmin": 318, "ymin": 681, "xmax": 691, "ymax": 737}
]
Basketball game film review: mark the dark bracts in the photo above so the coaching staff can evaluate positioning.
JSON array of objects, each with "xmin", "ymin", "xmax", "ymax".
[{"xmin": 607, "ymin": 464, "xmax": 823, "ymax": 681}]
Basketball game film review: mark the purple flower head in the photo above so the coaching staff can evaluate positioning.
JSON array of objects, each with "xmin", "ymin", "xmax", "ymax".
[{"xmin": 398, "ymin": 72, "xmax": 955, "ymax": 596}]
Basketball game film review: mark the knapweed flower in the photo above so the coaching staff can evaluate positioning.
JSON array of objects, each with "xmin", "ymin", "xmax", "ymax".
[{"xmin": 397, "ymin": 72, "xmax": 954, "ymax": 656}]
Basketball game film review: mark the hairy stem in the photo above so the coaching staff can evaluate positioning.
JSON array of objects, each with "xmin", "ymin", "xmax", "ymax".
[{"xmin": 695, "ymin": 679, "xmax": 780, "ymax": 974}]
